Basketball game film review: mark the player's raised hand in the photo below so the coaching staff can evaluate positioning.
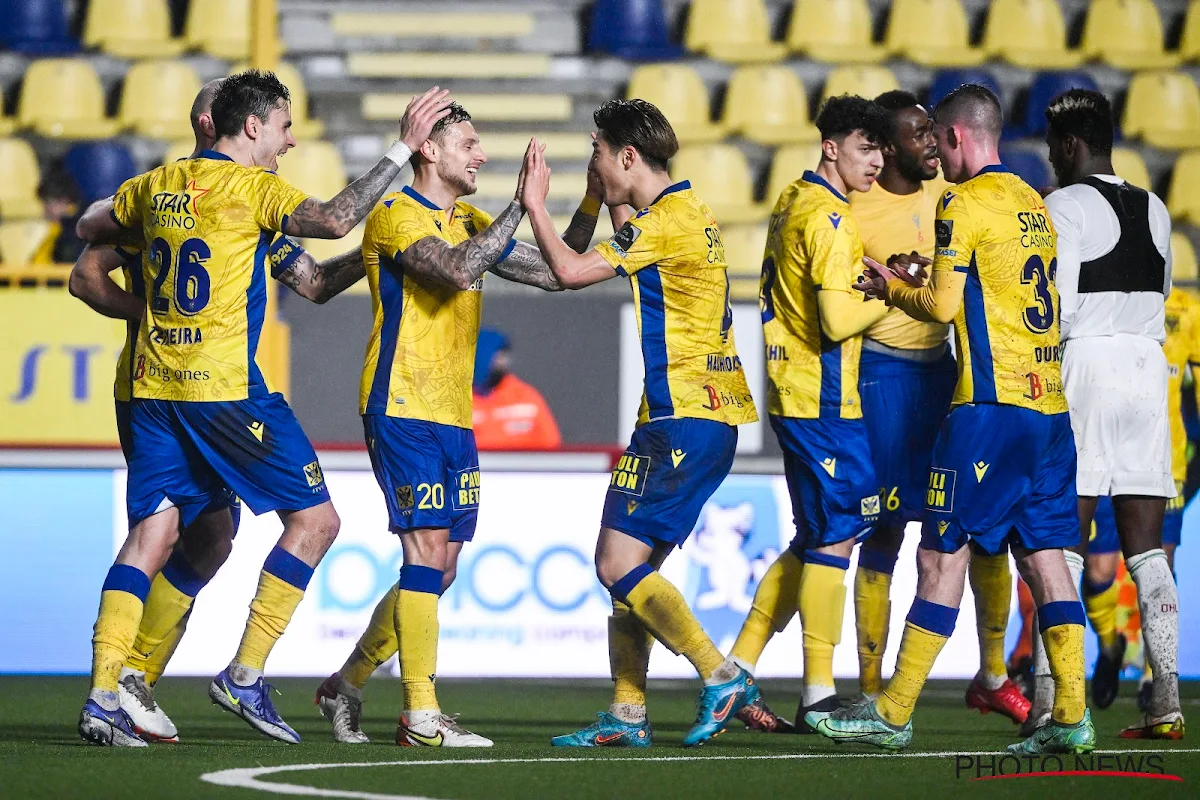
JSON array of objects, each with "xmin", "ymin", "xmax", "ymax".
[
  {"xmin": 887, "ymin": 251, "xmax": 931, "ymax": 287},
  {"xmin": 399, "ymin": 87, "xmax": 454, "ymax": 151},
  {"xmin": 854, "ymin": 256, "xmax": 899, "ymax": 300},
  {"xmin": 518, "ymin": 137, "xmax": 551, "ymax": 211}
]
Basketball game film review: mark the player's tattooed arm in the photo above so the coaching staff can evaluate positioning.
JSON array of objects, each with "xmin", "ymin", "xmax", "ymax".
[
  {"xmin": 69, "ymin": 245, "xmax": 143, "ymax": 322},
  {"xmin": 401, "ymin": 201, "xmax": 526, "ymax": 290},
  {"xmin": 277, "ymin": 247, "xmax": 366, "ymax": 304},
  {"xmin": 560, "ymin": 152, "xmax": 606, "ymax": 253},
  {"xmin": 490, "ymin": 242, "xmax": 564, "ymax": 291}
]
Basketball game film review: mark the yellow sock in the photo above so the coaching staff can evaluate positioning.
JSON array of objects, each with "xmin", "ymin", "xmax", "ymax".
[
  {"xmin": 126, "ymin": 573, "xmax": 194, "ymax": 674},
  {"xmin": 343, "ymin": 584, "xmax": 401, "ymax": 689},
  {"xmin": 854, "ymin": 567, "xmax": 892, "ymax": 697},
  {"xmin": 1083, "ymin": 580, "xmax": 1120, "ymax": 652},
  {"xmin": 1039, "ymin": 601, "xmax": 1087, "ymax": 725},
  {"xmin": 798, "ymin": 559, "xmax": 848, "ymax": 697},
  {"xmin": 234, "ymin": 546, "xmax": 312, "ymax": 672},
  {"xmin": 969, "ymin": 552, "xmax": 1012, "ymax": 682},
  {"xmin": 144, "ymin": 614, "xmax": 188, "ymax": 685},
  {"xmin": 876, "ymin": 597, "xmax": 957, "ymax": 726},
  {"xmin": 609, "ymin": 600, "xmax": 654, "ymax": 706},
  {"xmin": 91, "ymin": 565, "xmax": 151, "ymax": 694},
  {"xmin": 396, "ymin": 565, "xmax": 442, "ymax": 711},
  {"xmin": 730, "ymin": 549, "xmax": 802, "ymax": 669},
  {"xmin": 617, "ymin": 566, "xmax": 724, "ymax": 680}
]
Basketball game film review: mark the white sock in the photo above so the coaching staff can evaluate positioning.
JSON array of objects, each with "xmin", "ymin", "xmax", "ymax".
[
  {"xmin": 1063, "ymin": 550, "xmax": 1085, "ymax": 597},
  {"xmin": 803, "ymin": 684, "xmax": 836, "ymax": 707},
  {"xmin": 704, "ymin": 657, "xmax": 739, "ymax": 686},
  {"xmin": 1029, "ymin": 610, "xmax": 1054, "ymax": 718},
  {"xmin": 118, "ymin": 665, "xmax": 144, "ymax": 682},
  {"xmin": 403, "ymin": 708, "xmax": 441, "ymax": 726},
  {"xmin": 609, "ymin": 703, "xmax": 647, "ymax": 723},
  {"xmin": 730, "ymin": 655, "xmax": 757, "ymax": 676},
  {"xmin": 229, "ymin": 662, "xmax": 264, "ymax": 687},
  {"xmin": 88, "ymin": 688, "xmax": 119, "ymax": 711},
  {"xmin": 1127, "ymin": 548, "xmax": 1180, "ymax": 717},
  {"xmin": 977, "ymin": 670, "xmax": 1007, "ymax": 691}
]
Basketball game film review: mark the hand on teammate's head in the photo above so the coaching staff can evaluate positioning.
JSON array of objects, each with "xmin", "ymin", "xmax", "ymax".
[{"xmin": 400, "ymin": 87, "xmax": 454, "ymax": 151}]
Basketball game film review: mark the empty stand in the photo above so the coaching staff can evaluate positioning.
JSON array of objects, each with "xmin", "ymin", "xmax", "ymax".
[
  {"xmin": 684, "ymin": 0, "xmax": 786, "ymax": 64},
  {"xmin": 722, "ymin": 223, "xmax": 768, "ymax": 301},
  {"xmin": 162, "ymin": 139, "xmax": 195, "ymax": 165},
  {"xmin": 1172, "ymin": 232, "xmax": 1198, "ymax": 282},
  {"xmin": 475, "ymin": 171, "xmax": 588, "ymax": 201},
  {"xmin": 0, "ymin": 221, "xmax": 52, "ymax": 266},
  {"xmin": 330, "ymin": 10, "xmax": 534, "ymax": 38},
  {"xmin": 1081, "ymin": 0, "xmax": 1178, "ymax": 69},
  {"xmin": 981, "ymin": 0, "xmax": 1080, "ymax": 69},
  {"xmin": 120, "ymin": 60, "xmax": 200, "ymax": 140},
  {"xmin": 885, "ymin": 0, "xmax": 984, "ymax": 67},
  {"xmin": 83, "ymin": 0, "xmax": 184, "ymax": 59},
  {"xmin": 17, "ymin": 59, "xmax": 119, "ymax": 139},
  {"xmin": 0, "ymin": 138, "xmax": 43, "ymax": 221},
  {"xmin": 185, "ymin": 0, "xmax": 250, "ymax": 59},
  {"xmin": 723, "ymin": 66, "xmax": 819, "ymax": 145},
  {"xmin": 821, "ymin": 66, "xmax": 899, "ymax": 104},
  {"xmin": 480, "ymin": 133, "xmax": 594, "ymax": 161},
  {"xmin": 787, "ymin": 0, "xmax": 885, "ymax": 63},
  {"xmin": 346, "ymin": 53, "xmax": 551, "ymax": 80},
  {"xmin": 1123, "ymin": 71, "xmax": 1200, "ymax": 150},
  {"xmin": 1167, "ymin": 150, "xmax": 1200, "ymax": 224},
  {"xmin": 1111, "ymin": 147, "xmax": 1153, "ymax": 192},
  {"xmin": 766, "ymin": 144, "xmax": 823, "ymax": 205},
  {"xmin": 1005, "ymin": 71, "xmax": 1101, "ymax": 140},
  {"xmin": 1000, "ymin": 149, "xmax": 1052, "ymax": 192},
  {"xmin": 364, "ymin": 93, "xmax": 572, "ymax": 123},
  {"xmin": 0, "ymin": 0, "xmax": 78, "ymax": 55},
  {"xmin": 587, "ymin": 0, "xmax": 681, "ymax": 61},
  {"xmin": 927, "ymin": 69, "xmax": 1002, "ymax": 112},
  {"xmin": 627, "ymin": 65, "xmax": 722, "ymax": 144},
  {"xmin": 276, "ymin": 141, "xmax": 348, "ymax": 200},
  {"xmin": 65, "ymin": 143, "xmax": 139, "ymax": 205},
  {"xmin": 1180, "ymin": 1, "xmax": 1200, "ymax": 63},
  {"xmin": 671, "ymin": 144, "xmax": 766, "ymax": 224}
]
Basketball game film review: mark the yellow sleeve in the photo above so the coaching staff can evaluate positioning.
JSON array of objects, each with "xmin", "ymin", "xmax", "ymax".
[
  {"xmin": 818, "ymin": 289, "xmax": 888, "ymax": 342},
  {"xmin": 252, "ymin": 171, "xmax": 311, "ymax": 232},
  {"xmin": 594, "ymin": 207, "xmax": 665, "ymax": 276},
  {"xmin": 885, "ymin": 270, "xmax": 966, "ymax": 324},
  {"xmin": 806, "ymin": 210, "xmax": 857, "ymax": 292},
  {"xmin": 111, "ymin": 171, "xmax": 154, "ymax": 229}
]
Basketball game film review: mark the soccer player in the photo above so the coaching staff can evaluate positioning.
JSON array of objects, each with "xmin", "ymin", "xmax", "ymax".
[
  {"xmin": 519, "ymin": 99, "xmax": 760, "ymax": 748},
  {"xmin": 723, "ymin": 95, "xmax": 891, "ymax": 730},
  {"xmin": 850, "ymin": 91, "xmax": 1027, "ymax": 723},
  {"xmin": 73, "ymin": 70, "xmax": 452, "ymax": 747},
  {"xmin": 1039, "ymin": 88, "xmax": 1183, "ymax": 740},
  {"xmin": 312, "ymin": 104, "xmax": 593, "ymax": 747},
  {"xmin": 813, "ymin": 84, "xmax": 1094, "ymax": 755}
]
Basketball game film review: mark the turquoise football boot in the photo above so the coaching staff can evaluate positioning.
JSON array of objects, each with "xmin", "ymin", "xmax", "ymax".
[
  {"xmin": 551, "ymin": 712, "xmax": 652, "ymax": 747},
  {"xmin": 1007, "ymin": 709, "xmax": 1097, "ymax": 754},
  {"xmin": 681, "ymin": 668, "xmax": 760, "ymax": 747},
  {"xmin": 809, "ymin": 700, "xmax": 913, "ymax": 751}
]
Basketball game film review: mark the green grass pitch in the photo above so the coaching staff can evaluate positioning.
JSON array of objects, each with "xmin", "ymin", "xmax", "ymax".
[{"xmin": 1, "ymin": 676, "xmax": 1196, "ymax": 799}]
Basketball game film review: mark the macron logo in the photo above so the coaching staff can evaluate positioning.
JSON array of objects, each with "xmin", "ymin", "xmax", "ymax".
[{"xmin": 828, "ymin": 212, "xmax": 842, "ymax": 229}]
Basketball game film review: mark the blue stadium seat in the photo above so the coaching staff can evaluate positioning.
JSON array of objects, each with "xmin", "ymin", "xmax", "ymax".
[
  {"xmin": 1003, "ymin": 71, "xmax": 1101, "ymax": 140},
  {"xmin": 0, "ymin": 0, "xmax": 79, "ymax": 54},
  {"xmin": 587, "ymin": 0, "xmax": 682, "ymax": 61},
  {"xmin": 926, "ymin": 69, "xmax": 1001, "ymax": 112},
  {"xmin": 1000, "ymin": 148, "xmax": 1053, "ymax": 192},
  {"xmin": 64, "ymin": 143, "xmax": 139, "ymax": 205}
]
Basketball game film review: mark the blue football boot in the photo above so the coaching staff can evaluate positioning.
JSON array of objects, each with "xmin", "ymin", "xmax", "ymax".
[
  {"xmin": 78, "ymin": 699, "xmax": 148, "ymax": 747},
  {"xmin": 209, "ymin": 668, "xmax": 300, "ymax": 743},
  {"xmin": 551, "ymin": 712, "xmax": 653, "ymax": 747},
  {"xmin": 682, "ymin": 668, "xmax": 760, "ymax": 747}
]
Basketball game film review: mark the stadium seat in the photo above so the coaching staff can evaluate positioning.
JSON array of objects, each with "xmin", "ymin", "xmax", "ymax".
[
  {"xmin": 65, "ymin": 143, "xmax": 139, "ymax": 205},
  {"xmin": 0, "ymin": 138, "xmax": 43, "ymax": 220},
  {"xmin": 0, "ymin": 221, "xmax": 51, "ymax": 265},
  {"xmin": 786, "ymin": 0, "xmax": 885, "ymax": 63},
  {"xmin": 1000, "ymin": 149, "xmax": 1052, "ymax": 192},
  {"xmin": 300, "ymin": 224, "xmax": 366, "ymax": 270},
  {"xmin": 185, "ymin": 0, "xmax": 250, "ymax": 59},
  {"xmin": 722, "ymin": 223, "xmax": 768, "ymax": 300},
  {"xmin": 885, "ymin": 0, "xmax": 984, "ymax": 67},
  {"xmin": 0, "ymin": 111, "xmax": 13, "ymax": 137},
  {"xmin": 1081, "ymin": 0, "xmax": 1178, "ymax": 69},
  {"xmin": 232, "ymin": 61, "xmax": 324, "ymax": 138},
  {"xmin": 671, "ymin": 145, "xmax": 766, "ymax": 225},
  {"xmin": 83, "ymin": 0, "xmax": 184, "ymax": 58},
  {"xmin": 364, "ymin": 93, "xmax": 572, "ymax": 123},
  {"xmin": 626, "ymin": 65, "xmax": 722, "ymax": 144},
  {"xmin": 587, "ymin": 0, "xmax": 682, "ymax": 61},
  {"xmin": 1180, "ymin": 1, "xmax": 1200, "ymax": 63},
  {"xmin": 0, "ymin": 0, "xmax": 78, "ymax": 55},
  {"xmin": 1111, "ymin": 147, "xmax": 1152, "ymax": 192},
  {"xmin": 821, "ymin": 66, "xmax": 899, "ymax": 104},
  {"xmin": 163, "ymin": 139, "xmax": 194, "ymax": 165},
  {"xmin": 1172, "ymin": 232, "xmax": 1198, "ymax": 283},
  {"xmin": 16, "ymin": 59, "xmax": 119, "ymax": 139},
  {"xmin": 1167, "ymin": 150, "xmax": 1200, "ymax": 224},
  {"xmin": 981, "ymin": 0, "xmax": 1081, "ymax": 69},
  {"xmin": 766, "ymin": 144, "xmax": 822, "ymax": 205},
  {"xmin": 927, "ymin": 69, "xmax": 1002, "ymax": 112},
  {"xmin": 684, "ymin": 0, "xmax": 786, "ymax": 64},
  {"xmin": 1004, "ymin": 71, "xmax": 1101, "ymax": 140},
  {"xmin": 1123, "ymin": 71, "xmax": 1200, "ymax": 150},
  {"xmin": 120, "ymin": 60, "xmax": 200, "ymax": 139},
  {"xmin": 722, "ymin": 66, "xmax": 819, "ymax": 145},
  {"xmin": 276, "ymin": 141, "xmax": 347, "ymax": 200}
]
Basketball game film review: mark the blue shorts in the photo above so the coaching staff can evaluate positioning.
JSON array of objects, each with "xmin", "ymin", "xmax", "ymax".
[
  {"xmin": 363, "ymin": 415, "xmax": 479, "ymax": 542},
  {"xmin": 1091, "ymin": 487, "xmax": 1184, "ymax": 553},
  {"xmin": 859, "ymin": 346, "xmax": 956, "ymax": 524},
  {"xmin": 921, "ymin": 405, "xmax": 1078, "ymax": 556},
  {"xmin": 124, "ymin": 395, "xmax": 328, "ymax": 528},
  {"xmin": 772, "ymin": 415, "xmax": 879, "ymax": 552},
  {"xmin": 600, "ymin": 417, "xmax": 737, "ymax": 547}
]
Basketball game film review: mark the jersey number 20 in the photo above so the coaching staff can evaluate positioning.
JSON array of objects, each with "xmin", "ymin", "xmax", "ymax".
[
  {"xmin": 150, "ymin": 236, "xmax": 212, "ymax": 316},
  {"xmin": 1021, "ymin": 255, "xmax": 1057, "ymax": 334}
]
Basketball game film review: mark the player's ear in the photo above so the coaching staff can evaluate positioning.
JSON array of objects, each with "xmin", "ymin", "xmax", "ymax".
[
  {"xmin": 621, "ymin": 144, "xmax": 637, "ymax": 171},
  {"xmin": 198, "ymin": 112, "xmax": 216, "ymax": 141},
  {"xmin": 245, "ymin": 114, "xmax": 260, "ymax": 140},
  {"xmin": 419, "ymin": 137, "xmax": 438, "ymax": 163},
  {"xmin": 820, "ymin": 137, "xmax": 838, "ymax": 163}
]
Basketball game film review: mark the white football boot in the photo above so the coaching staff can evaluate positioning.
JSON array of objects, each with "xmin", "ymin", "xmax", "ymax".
[
  {"xmin": 396, "ymin": 710, "xmax": 493, "ymax": 747},
  {"xmin": 118, "ymin": 668, "xmax": 179, "ymax": 742},
  {"xmin": 315, "ymin": 674, "xmax": 369, "ymax": 744}
]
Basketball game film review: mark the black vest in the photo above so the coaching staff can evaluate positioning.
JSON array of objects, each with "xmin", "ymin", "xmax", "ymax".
[{"xmin": 1076, "ymin": 176, "xmax": 1165, "ymax": 295}]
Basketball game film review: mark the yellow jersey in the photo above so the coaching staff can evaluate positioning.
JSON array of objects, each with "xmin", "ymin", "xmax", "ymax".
[
  {"xmin": 850, "ymin": 177, "xmax": 951, "ymax": 350},
  {"xmin": 1164, "ymin": 288, "xmax": 1200, "ymax": 481},
  {"xmin": 594, "ymin": 180, "xmax": 757, "ymax": 428},
  {"xmin": 359, "ymin": 185, "xmax": 505, "ymax": 429},
  {"xmin": 761, "ymin": 171, "xmax": 870, "ymax": 419},
  {"xmin": 112, "ymin": 150, "xmax": 309, "ymax": 401},
  {"xmin": 933, "ymin": 165, "xmax": 1066, "ymax": 414}
]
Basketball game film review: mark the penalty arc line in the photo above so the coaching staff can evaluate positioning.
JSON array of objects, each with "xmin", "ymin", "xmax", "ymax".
[{"xmin": 201, "ymin": 748, "xmax": 1200, "ymax": 800}]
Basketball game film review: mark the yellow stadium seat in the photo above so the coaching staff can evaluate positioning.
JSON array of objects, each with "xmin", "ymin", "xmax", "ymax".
[
  {"xmin": 17, "ymin": 60, "xmax": 119, "ymax": 139},
  {"xmin": 232, "ymin": 61, "xmax": 323, "ymax": 139},
  {"xmin": 162, "ymin": 139, "xmax": 194, "ymax": 165},
  {"xmin": 766, "ymin": 143, "xmax": 823, "ymax": 204},
  {"xmin": 671, "ymin": 145, "xmax": 766, "ymax": 225},
  {"xmin": 787, "ymin": 0, "xmax": 885, "ymax": 63},
  {"xmin": 722, "ymin": 224, "xmax": 768, "ymax": 276},
  {"xmin": 981, "ymin": 0, "xmax": 1081, "ymax": 69},
  {"xmin": 1123, "ymin": 71, "xmax": 1200, "ymax": 150},
  {"xmin": 1081, "ymin": 0, "xmax": 1178, "ymax": 69},
  {"xmin": 885, "ymin": 0, "xmax": 985, "ymax": 67},
  {"xmin": 684, "ymin": 0, "xmax": 787, "ymax": 64},
  {"xmin": 626, "ymin": 65, "xmax": 723, "ymax": 145},
  {"xmin": 821, "ymin": 66, "xmax": 899, "ymax": 104},
  {"xmin": 276, "ymin": 141, "xmax": 347, "ymax": 200},
  {"xmin": 0, "ymin": 113, "xmax": 13, "ymax": 137},
  {"xmin": 186, "ymin": 0, "xmax": 250, "ymax": 59},
  {"xmin": 0, "ymin": 139, "xmax": 44, "ymax": 221},
  {"xmin": 120, "ymin": 60, "xmax": 200, "ymax": 139},
  {"xmin": 1173, "ymin": 233, "xmax": 1198, "ymax": 283},
  {"xmin": 1111, "ymin": 147, "xmax": 1153, "ymax": 191},
  {"xmin": 1180, "ymin": 1, "xmax": 1200, "ymax": 63},
  {"xmin": 83, "ymin": 0, "xmax": 184, "ymax": 58},
  {"xmin": 363, "ymin": 93, "xmax": 571, "ymax": 123},
  {"xmin": 0, "ymin": 221, "xmax": 51, "ymax": 265},
  {"xmin": 1167, "ymin": 150, "xmax": 1200, "ymax": 223},
  {"xmin": 723, "ymin": 66, "xmax": 819, "ymax": 145}
]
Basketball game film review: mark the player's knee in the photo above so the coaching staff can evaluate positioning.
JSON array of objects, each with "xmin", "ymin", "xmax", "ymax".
[
  {"xmin": 1084, "ymin": 558, "xmax": 1117, "ymax": 587},
  {"xmin": 312, "ymin": 506, "xmax": 341, "ymax": 547}
]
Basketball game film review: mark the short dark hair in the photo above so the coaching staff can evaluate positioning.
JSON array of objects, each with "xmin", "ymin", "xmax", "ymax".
[
  {"xmin": 211, "ymin": 69, "xmax": 291, "ymax": 140},
  {"xmin": 1044, "ymin": 89, "xmax": 1114, "ymax": 156},
  {"xmin": 594, "ymin": 99, "xmax": 679, "ymax": 172},
  {"xmin": 38, "ymin": 166, "xmax": 79, "ymax": 204},
  {"xmin": 933, "ymin": 83, "xmax": 1003, "ymax": 138},
  {"xmin": 873, "ymin": 90, "xmax": 924, "ymax": 145},
  {"xmin": 814, "ymin": 94, "xmax": 890, "ymax": 145},
  {"xmin": 429, "ymin": 102, "xmax": 472, "ymax": 141}
]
